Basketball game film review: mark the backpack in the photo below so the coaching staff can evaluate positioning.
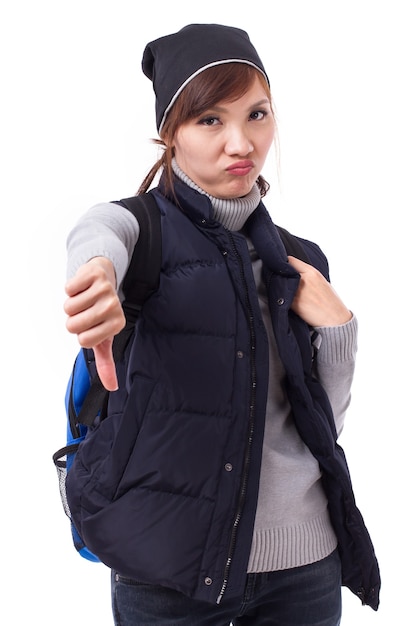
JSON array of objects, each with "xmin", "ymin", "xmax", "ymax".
[
  {"xmin": 52, "ymin": 191, "xmax": 309, "ymax": 561},
  {"xmin": 52, "ymin": 191, "xmax": 162, "ymax": 561}
]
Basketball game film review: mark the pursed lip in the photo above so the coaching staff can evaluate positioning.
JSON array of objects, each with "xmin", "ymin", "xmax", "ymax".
[{"xmin": 226, "ymin": 160, "xmax": 255, "ymax": 176}]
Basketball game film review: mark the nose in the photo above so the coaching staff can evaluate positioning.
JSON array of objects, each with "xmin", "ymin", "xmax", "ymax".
[{"xmin": 224, "ymin": 124, "xmax": 254, "ymax": 156}]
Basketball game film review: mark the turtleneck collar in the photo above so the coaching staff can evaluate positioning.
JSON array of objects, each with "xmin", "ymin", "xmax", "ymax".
[{"xmin": 172, "ymin": 158, "xmax": 261, "ymax": 231}]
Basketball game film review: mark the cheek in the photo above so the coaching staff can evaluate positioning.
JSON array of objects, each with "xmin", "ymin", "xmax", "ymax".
[
  {"xmin": 173, "ymin": 136, "xmax": 200, "ymax": 162},
  {"xmin": 172, "ymin": 131, "xmax": 187, "ymax": 157}
]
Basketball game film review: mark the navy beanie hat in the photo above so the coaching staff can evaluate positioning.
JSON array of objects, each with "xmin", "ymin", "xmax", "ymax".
[{"xmin": 142, "ymin": 23, "xmax": 269, "ymax": 134}]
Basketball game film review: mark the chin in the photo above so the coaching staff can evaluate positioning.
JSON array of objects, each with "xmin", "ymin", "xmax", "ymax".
[{"xmin": 215, "ymin": 181, "xmax": 254, "ymax": 200}]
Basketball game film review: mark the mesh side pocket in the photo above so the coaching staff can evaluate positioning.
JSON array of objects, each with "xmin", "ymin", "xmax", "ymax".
[
  {"xmin": 52, "ymin": 443, "xmax": 80, "ymax": 518},
  {"xmin": 52, "ymin": 442, "xmax": 100, "ymax": 562}
]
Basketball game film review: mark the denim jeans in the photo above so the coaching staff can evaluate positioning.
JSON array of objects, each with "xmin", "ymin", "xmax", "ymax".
[{"xmin": 111, "ymin": 550, "xmax": 342, "ymax": 626}]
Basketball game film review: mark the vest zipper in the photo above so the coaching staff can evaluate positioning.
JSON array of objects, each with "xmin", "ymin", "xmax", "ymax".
[{"xmin": 216, "ymin": 234, "xmax": 257, "ymax": 604}]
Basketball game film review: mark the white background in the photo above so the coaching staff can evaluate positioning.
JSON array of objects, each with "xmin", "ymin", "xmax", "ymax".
[{"xmin": 1, "ymin": 1, "xmax": 415, "ymax": 623}]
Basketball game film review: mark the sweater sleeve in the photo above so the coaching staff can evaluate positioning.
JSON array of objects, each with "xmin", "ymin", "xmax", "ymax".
[
  {"xmin": 313, "ymin": 315, "xmax": 358, "ymax": 437},
  {"xmin": 66, "ymin": 202, "xmax": 140, "ymax": 291}
]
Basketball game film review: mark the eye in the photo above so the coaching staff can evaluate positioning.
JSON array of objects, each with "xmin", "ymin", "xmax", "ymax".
[
  {"xmin": 249, "ymin": 110, "xmax": 268, "ymax": 121},
  {"xmin": 198, "ymin": 116, "xmax": 221, "ymax": 126}
]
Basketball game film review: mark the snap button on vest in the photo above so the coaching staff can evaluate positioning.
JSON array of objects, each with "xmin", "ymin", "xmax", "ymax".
[
  {"xmin": 225, "ymin": 463, "xmax": 233, "ymax": 472},
  {"xmin": 277, "ymin": 297, "xmax": 285, "ymax": 305}
]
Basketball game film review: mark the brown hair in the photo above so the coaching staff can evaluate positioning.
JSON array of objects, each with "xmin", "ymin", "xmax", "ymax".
[{"xmin": 138, "ymin": 63, "xmax": 273, "ymax": 197}]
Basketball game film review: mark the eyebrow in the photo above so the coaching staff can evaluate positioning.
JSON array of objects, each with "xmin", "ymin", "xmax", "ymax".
[{"xmin": 209, "ymin": 98, "xmax": 271, "ymax": 113}]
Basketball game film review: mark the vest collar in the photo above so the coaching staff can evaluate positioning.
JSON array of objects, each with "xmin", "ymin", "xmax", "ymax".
[
  {"xmin": 245, "ymin": 203, "xmax": 299, "ymax": 276},
  {"xmin": 159, "ymin": 174, "xmax": 298, "ymax": 277},
  {"xmin": 161, "ymin": 174, "xmax": 215, "ymax": 224}
]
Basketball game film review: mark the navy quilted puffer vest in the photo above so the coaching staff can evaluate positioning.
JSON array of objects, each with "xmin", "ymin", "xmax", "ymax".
[{"xmin": 66, "ymin": 179, "xmax": 380, "ymax": 610}]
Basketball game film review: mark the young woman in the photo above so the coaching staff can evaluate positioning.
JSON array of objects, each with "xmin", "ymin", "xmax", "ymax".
[{"xmin": 64, "ymin": 23, "xmax": 380, "ymax": 626}]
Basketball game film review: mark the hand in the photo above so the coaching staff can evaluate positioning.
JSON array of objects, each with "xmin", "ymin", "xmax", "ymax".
[
  {"xmin": 64, "ymin": 257, "xmax": 126, "ymax": 391},
  {"xmin": 288, "ymin": 256, "xmax": 352, "ymax": 327}
]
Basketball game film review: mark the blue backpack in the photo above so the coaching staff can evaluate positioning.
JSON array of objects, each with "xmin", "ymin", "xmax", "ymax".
[
  {"xmin": 53, "ymin": 192, "xmax": 162, "ymax": 561},
  {"xmin": 53, "ymin": 190, "xmax": 309, "ymax": 561}
]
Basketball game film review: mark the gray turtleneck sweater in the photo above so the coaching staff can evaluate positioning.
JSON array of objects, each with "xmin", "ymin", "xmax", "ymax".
[{"xmin": 66, "ymin": 163, "xmax": 357, "ymax": 573}]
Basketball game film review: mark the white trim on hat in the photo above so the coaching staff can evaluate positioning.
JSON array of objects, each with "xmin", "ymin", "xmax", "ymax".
[{"xmin": 158, "ymin": 58, "xmax": 269, "ymax": 135}]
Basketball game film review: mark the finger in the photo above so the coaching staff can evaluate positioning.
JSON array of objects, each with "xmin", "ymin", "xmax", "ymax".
[
  {"xmin": 287, "ymin": 255, "xmax": 309, "ymax": 272},
  {"xmin": 64, "ymin": 276, "xmax": 110, "ymax": 316},
  {"xmin": 65, "ymin": 259, "xmax": 116, "ymax": 302},
  {"xmin": 65, "ymin": 266, "xmax": 96, "ymax": 298},
  {"xmin": 65, "ymin": 299, "xmax": 125, "ymax": 339},
  {"xmin": 93, "ymin": 340, "xmax": 119, "ymax": 391}
]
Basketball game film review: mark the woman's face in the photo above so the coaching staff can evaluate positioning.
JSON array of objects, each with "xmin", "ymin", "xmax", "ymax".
[{"xmin": 172, "ymin": 76, "xmax": 275, "ymax": 199}]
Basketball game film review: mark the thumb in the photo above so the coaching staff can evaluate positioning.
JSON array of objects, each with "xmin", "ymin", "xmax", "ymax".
[{"xmin": 93, "ymin": 339, "xmax": 119, "ymax": 391}]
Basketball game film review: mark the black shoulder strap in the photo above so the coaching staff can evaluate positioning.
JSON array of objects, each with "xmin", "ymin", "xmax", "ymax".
[
  {"xmin": 116, "ymin": 192, "xmax": 162, "ymax": 313},
  {"xmin": 276, "ymin": 225, "xmax": 310, "ymax": 263},
  {"xmin": 76, "ymin": 193, "xmax": 162, "ymax": 428}
]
